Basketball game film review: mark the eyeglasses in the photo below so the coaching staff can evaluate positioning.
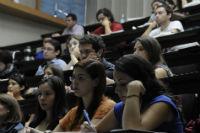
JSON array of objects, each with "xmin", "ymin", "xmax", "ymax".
[
  {"xmin": 42, "ymin": 47, "xmax": 55, "ymax": 51},
  {"xmin": 80, "ymin": 49, "xmax": 95, "ymax": 55}
]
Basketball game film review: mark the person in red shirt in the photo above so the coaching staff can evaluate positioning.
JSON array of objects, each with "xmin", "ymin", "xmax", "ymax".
[{"xmin": 93, "ymin": 8, "xmax": 123, "ymax": 35}]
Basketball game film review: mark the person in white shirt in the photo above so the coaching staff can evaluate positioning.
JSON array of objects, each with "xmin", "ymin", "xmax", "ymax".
[{"xmin": 143, "ymin": 4, "xmax": 184, "ymax": 38}]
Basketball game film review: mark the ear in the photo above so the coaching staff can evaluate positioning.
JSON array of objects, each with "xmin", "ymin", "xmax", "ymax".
[
  {"xmin": 168, "ymin": 13, "xmax": 172, "ymax": 20},
  {"xmin": 55, "ymin": 50, "xmax": 60, "ymax": 56},
  {"xmin": 20, "ymin": 86, "xmax": 25, "ymax": 91},
  {"xmin": 97, "ymin": 49, "xmax": 103, "ymax": 58}
]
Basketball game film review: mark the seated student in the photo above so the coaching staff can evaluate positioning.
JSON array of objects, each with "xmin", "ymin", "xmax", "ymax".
[
  {"xmin": 79, "ymin": 35, "xmax": 115, "ymax": 79},
  {"xmin": 0, "ymin": 94, "xmax": 24, "ymax": 133},
  {"xmin": 148, "ymin": 0, "xmax": 186, "ymax": 24},
  {"xmin": 133, "ymin": 37, "xmax": 173, "ymax": 79},
  {"xmin": 35, "ymin": 39, "xmax": 68, "ymax": 76},
  {"xmin": 64, "ymin": 35, "xmax": 82, "ymax": 70},
  {"xmin": 92, "ymin": 8, "xmax": 123, "ymax": 35},
  {"xmin": 43, "ymin": 64, "xmax": 77, "ymax": 110},
  {"xmin": 82, "ymin": 55, "xmax": 184, "ymax": 133},
  {"xmin": 0, "ymin": 50, "xmax": 18, "ymax": 79},
  {"xmin": 52, "ymin": 59, "xmax": 115, "ymax": 132},
  {"xmin": 143, "ymin": 3, "xmax": 184, "ymax": 38},
  {"xmin": 27, "ymin": 76, "xmax": 67, "ymax": 131},
  {"xmin": 148, "ymin": 0, "xmax": 166, "ymax": 23},
  {"xmin": 7, "ymin": 74, "xmax": 26, "ymax": 101},
  {"xmin": 52, "ymin": 13, "xmax": 84, "ymax": 37},
  {"xmin": 43, "ymin": 65, "xmax": 64, "ymax": 80},
  {"xmin": 62, "ymin": 13, "xmax": 84, "ymax": 36}
]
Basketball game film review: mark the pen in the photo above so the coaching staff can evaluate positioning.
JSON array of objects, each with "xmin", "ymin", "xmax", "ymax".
[{"xmin": 83, "ymin": 109, "xmax": 91, "ymax": 125}]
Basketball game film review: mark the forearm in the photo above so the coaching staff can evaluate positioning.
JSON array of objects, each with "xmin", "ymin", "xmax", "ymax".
[
  {"xmin": 122, "ymin": 94, "xmax": 142, "ymax": 129},
  {"xmin": 104, "ymin": 25, "xmax": 112, "ymax": 34},
  {"xmin": 122, "ymin": 81, "xmax": 145, "ymax": 129},
  {"xmin": 142, "ymin": 25, "xmax": 154, "ymax": 37}
]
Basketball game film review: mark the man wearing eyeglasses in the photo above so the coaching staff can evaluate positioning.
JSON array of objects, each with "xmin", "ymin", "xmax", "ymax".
[
  {"xmin": 35, "ymin": 39, "xmax": 67, "ymax": 76},
  {"xmin": 79, "ymin": 35, "xmax": 114, "ymax": 79}
]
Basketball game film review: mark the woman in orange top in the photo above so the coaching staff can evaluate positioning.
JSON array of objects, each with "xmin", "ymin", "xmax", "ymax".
[{"xmin": 53, "ymin": 59, "xmax": 115, "ymax": 131}]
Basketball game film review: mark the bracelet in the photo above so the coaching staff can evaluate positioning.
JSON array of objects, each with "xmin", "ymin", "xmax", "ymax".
[{"xmin": 126, "ymin": 94, "xmax": 139, "ymax": 99}]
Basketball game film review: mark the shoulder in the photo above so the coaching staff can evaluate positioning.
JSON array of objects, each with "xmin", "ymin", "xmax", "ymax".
[
  {"xmin": 53, "ymin": 59, "xmax": 67, "ymax": 68},
  {"xmin": 156, "ymin": 64, "xmax": 173, "ymax": 76},
  {"xmin": 60, "ymin": 106, "xmax": 78, "ymax": 122},
  {"xmin": 66, "ymin": 106, "xmax": 78, "ymax": 117},
  {"xmin": 102, "ymin": 58, "xmax": 115, "ymax": 70},
  {"xmin": 74, "ymin": 24, "xmax": 84, "ymax": 29},
  {"xmin": 169, "ymin": 21, "xmax": 184, "ymax": 31},
  {"xmin": 111, "ymin": 22, "xmax": 123, "ymax": 30},
  {"xmin": 112, "ymin": 22, "xmax": 122, "ymax": 26},
  {"xmin": 170, "ymin": 21, "xmax": 183, "ymax": 25},
  {"xmin": 149, "ymin": 95, "xmax": 178, "ymax": 113},
  {"xmin": 155, "ymin": 67, "xmax": 168, "ymax": 79},
  {"xmin": 93, "ymin": 97, "xmax": 115, "ymax": 119},
  {"xmin": 59, "ymin": 106, "xmax": 78, "ymax": 129}
]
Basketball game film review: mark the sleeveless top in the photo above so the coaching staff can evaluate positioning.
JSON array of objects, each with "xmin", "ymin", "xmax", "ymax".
[{"xmin": 114, "ymin": 95, "xmax": 184, "ymax": 133}]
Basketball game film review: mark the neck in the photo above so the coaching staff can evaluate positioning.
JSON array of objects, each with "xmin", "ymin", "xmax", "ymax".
[
  {"xmin": 45, "ymin": 110, "xmax": 52, "ymax": 122},
  {"xmin": 160, "ymin": 20, "xmax": 170, "ymax": 31},
  {"xmin": 82, "ymin": 92, "xmax": 93, "ymax": 109},
  {"xmin": 14, "ymin": 93, "xmax": 24, "ymax": 101}
]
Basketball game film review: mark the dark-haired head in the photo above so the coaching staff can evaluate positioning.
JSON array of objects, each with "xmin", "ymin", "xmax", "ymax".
[
  {"xmin": 133, "ymin": 37, "xmax": 162, "ymax": 66},
  {"xmin": 66, "ymin": 13, "xmax": 77, "ymax": 21},
  {"xmin": 7, "ymin": 74, "xmax": 26, "ymax": 100},
  {"xmin": 96, "ymin": 8, "xmax": 114, "ymax": 22},
  {"xmin": 114, "ymin": 54, "xmax": 165, "ymax": 105},
  {"xmin": 70, "ymin": 59, "xmax": 106, "ymax": 129},
  {"xmin": 79, "ymin": 35, "xmax": 105, "ymax": 60},
  {"xmin": 151, "ymin": 0, "xmax": 166, "ymax": 10},
  {"xmin": 0, "ymin": 94, "xmax": 22, "ymax": 124},
  {"xmin": 65, "ymin": 13, "xmax": 78, "ymax": 29},
  {"xmin": 0, "ymin": 50, "xmax": 12, "ymax": 72},
  {"xmin": 0, "ymin": 50, "xmax": 12, "ymax": 65},
  {"xmin": 73, "ymin": 59, "xmax": 106, "ymax": 97},
  {"xmin": 9, "ymin": 74, "xmax": 25, "ymax": 88},
  {"xmin": 151, "ymin": 0, "xmax": 175, "ymax": 10},
  {"xmin": 44, "ymin": 64, "xmax": 64, "ymax": 81},
  {"xmin": 30, "ymin": 76, "xmax": 67, "ymax": 130},
  {"xmin": 156, "ymin": 4, "xmax": 173, "ymax": 15},
  {"xmin": 43, "ymin": 39, "xmax": 61, "ymax": 60}
]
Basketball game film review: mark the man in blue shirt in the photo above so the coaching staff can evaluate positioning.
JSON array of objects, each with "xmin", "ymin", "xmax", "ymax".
[{"xmin": 35, "ymin": 39, "xmax": 67, "ymax": 75}]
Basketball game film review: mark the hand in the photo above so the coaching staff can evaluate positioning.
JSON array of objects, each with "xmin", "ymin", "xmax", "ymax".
[
  {"xmin": 65, "ymin": 85, "xmax": 74, "ymax": 94},
  {"xmin": 127, "ymin": 80, "xmax": 145, "ymax": 96},
  {"xmin": 149, "ymin": 21, "xmax": 157, "ymax": 29},
  {"xmin": 52, "ymin": 33, "xmax": 61, "ymax": 37},
  {"xmin": 86, "ymin": 52, "xmax": 99, "ymax": 61},
  {"xmin": 81, "ymin": 121, "xmax": 97, "ymax": 133},
  {"xmin": 102, "ymin": 17, "xmax": 111, "ymax": 27},
  {"xmin": 7, "ymin": 91, "xmax": 14, "ymax": 97},
  {"xmin": 68, "ymin": 44, "xmax": 80, "ymax": 58}
]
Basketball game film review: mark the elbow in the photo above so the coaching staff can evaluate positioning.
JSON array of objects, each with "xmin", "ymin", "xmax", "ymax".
[{"xmin": 122, "ymin": 120, "xmax": 144, "ymax": 130}]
